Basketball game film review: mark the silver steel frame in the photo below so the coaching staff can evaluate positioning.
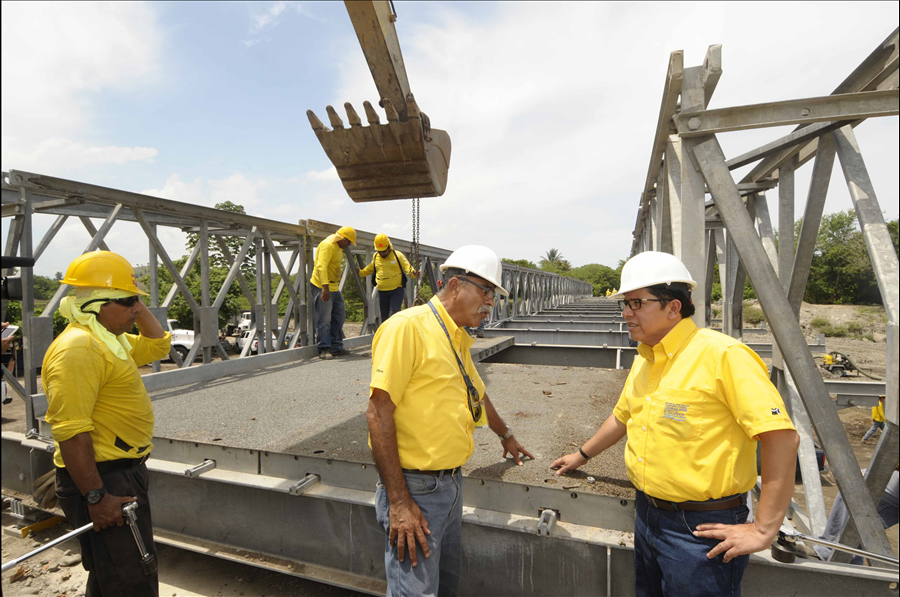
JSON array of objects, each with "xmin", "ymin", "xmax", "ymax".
[
  {"xmin": 1, "ymin": 171, "xmax": 589, "ymax": 433},
  {"xmin": 630, "ymin": 28, "xmax": 899, "ymax": 564}
]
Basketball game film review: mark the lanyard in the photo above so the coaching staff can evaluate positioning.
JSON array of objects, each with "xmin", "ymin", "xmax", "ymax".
[{"xmin": 428, "ymin": 301, "xmax": 483, "ymax": 420}]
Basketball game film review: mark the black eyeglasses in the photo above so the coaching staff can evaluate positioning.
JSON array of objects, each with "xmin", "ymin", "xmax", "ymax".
[
  {"xmin": 80, "ymin": 295, "xmax": 141, "ymax": 311},
  {"xmin": 618, "ymin": 298, "xmax": 667, "ymax": 311},
  {"xmin": 459, "ymin": 276, "xmax": 496, "ymax": 300}
]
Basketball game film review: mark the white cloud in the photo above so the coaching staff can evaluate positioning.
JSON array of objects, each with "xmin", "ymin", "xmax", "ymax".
[
  {"xmin": 141, "ymin": 174, "xmax": 206, "ymax": 204},
  {"xmin": 249, "ymin": 1, "xmax": 288, "ymax": 34},
  {"xmin": 326, "ymin": 2, "xmax": 899, "ymax": 267},
  {"xmin": 305, "ymin": 166, "xmax": 338, "ymax": 182},
  {"xmin": 210, "ymin": 173, "xmax": 268, "ymax": 208},
  {"xmin": 1, "ymin": 2, "xmax": 162, "ymax": 172}
]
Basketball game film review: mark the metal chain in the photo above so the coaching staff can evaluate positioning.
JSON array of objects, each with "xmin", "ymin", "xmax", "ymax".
[{"xmin": 411, "ymin": 197, "xmax": 423, "ymax": 305}]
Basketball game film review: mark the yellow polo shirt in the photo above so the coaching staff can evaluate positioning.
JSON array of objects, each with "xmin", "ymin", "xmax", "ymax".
[
  {"xmin": 872, "ymin": 402, "xmax": 885, "ymax": 423},
  {"xmin": 359, "ymin": 250, "xmax": 415, "ymax": 292},
  {"xmin": 43, "ymin": 323, "xmax": 172, "ymax": 468},
  {"xmin": 370, "ymin": 296, "xmax": 487, "ymax": 470},
  {"xmin": 613, "ymin": 318, "xmax": 794, "ymax": 502},
  {"xmin": 310, "ymin": 234, "xmax": 343, "ymax": 290}
]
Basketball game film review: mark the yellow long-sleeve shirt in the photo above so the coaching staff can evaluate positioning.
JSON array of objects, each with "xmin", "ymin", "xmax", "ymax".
[
  {"xmin": 359, "ymin": 250, "xmax": 416, "ymax": 291},
  {"xmin": 872, "ymin": 401, "xmax": 885, "ymax": 423},
  {"xmin": 43, "ymin": 323, "xmax": 171, "ymax": 468},
  {"xmin": 310, "ymin": 234, "xmax": 344, "ymax": 290}
]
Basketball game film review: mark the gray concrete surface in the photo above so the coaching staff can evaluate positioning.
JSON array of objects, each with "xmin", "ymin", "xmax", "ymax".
[{"xmin": 149, "ymin": 346, "xmax": 635, "ymax": 498}]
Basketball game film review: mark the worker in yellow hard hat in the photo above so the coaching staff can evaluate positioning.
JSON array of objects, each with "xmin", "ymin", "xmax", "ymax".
[
  {"xmin": 310, "ymin": 226, "xmax": 356, "ymax": 359},
  {"xmin": 358, "ymin": 233, "xmax": 420, "ymax": 325},
  {"xmin": 42, "ymin": 250, "xmax": 170, "ymax": 595}
]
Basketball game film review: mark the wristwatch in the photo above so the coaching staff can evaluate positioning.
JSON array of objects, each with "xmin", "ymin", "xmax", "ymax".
[
  {"xmin": 84, "ymin": 487, "xmax": 107, "ymax": 505},
  {"xmin": 498, "ymin": 425, "xmax": 513, "ymax": 441}
]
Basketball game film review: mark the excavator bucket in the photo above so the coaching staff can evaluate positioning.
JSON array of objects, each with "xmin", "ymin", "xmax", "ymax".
[{"xmin": 307, "ymin": 93, "xmax": 451, "ymax": 203}]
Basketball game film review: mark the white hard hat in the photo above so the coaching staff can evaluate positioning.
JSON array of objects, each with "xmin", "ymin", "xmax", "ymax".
[
  {"xmin": 440, "ymin": 245, "xmax": 509, "ymax": 297},
  {"xmin": 609, "ymin": 251, "xmax": 697, "ymax": 300}
]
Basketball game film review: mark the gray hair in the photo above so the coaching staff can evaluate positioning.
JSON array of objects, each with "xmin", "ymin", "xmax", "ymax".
[{"xmin": 438, "ymin": 267, "xmax": 467, "ymax": 296}]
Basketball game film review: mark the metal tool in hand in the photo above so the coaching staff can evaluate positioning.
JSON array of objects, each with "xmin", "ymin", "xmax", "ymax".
[
  {"xmin": 772, "ymin": 526, "xmax": 900, "ymax": 566},
  {"xmin": 1, "ymin": 502, "xmax": 157, "ymax": 575}
]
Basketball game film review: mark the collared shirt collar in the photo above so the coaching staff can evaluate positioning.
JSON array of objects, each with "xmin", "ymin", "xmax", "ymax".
[
  {"xmin": 636, "ymin": 317, "xmax": 698, "ymax": 362},
  {"xmin": 429, "ymin": 295, "xmax": 463, "ymax": 338}
]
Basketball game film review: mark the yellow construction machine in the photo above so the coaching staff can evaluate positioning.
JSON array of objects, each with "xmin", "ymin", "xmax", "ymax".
[{"xmin": 306, "ymin": 1, "xmax": 451, "ymax": 203}]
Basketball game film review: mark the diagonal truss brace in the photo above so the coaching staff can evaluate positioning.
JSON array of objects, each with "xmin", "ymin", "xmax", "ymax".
[{"xmin": 691, "ymin": 136, "xmax": 895, "ymax": 559}]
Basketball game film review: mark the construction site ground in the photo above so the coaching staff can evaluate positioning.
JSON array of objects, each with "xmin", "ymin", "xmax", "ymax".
[{"xmin": 3, "ymin": 307, "xmax": 898, "ymax": 596}]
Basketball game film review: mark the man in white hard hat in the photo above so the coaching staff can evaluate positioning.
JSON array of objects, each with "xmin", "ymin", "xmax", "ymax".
[
  {"xmin": 310, "ymin": 225, "xmax": 356, "ymax": 359},
  {"xmin": 551, "ymin": 251, "xmax": 798, "ymax": 597},
  {"xmin": 367, "ymin": 245, "xmax": 533, "ymax": 596}
]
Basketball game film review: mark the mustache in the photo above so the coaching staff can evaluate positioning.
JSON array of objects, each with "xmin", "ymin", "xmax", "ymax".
[{"xmin": 478, "ymin": 306, "xmax": 491, "ymax": 314}]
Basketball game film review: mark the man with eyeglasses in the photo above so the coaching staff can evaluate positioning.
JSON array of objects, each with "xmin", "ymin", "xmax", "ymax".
[
  {"xmin": 551, "ymin": 251, "xmax": 798, "ymax": 597},
  {"xmin": 367, "ymin": 245, "xmax": 533, "ymax": 596},
  {"xmin": 43, "ymin": 250, "xmax": 170, "ymax": 596}
]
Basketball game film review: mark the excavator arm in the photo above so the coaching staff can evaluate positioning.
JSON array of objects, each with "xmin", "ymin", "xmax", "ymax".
[{"xmin": 306, "ymin": 1, "xmax": 451, "ymax": 202}]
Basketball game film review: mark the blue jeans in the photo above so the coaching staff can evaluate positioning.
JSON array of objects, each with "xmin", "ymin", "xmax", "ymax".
[
  {"xmin": 634, "ymin": 491, "xmax": 750, "ymax": 597},
  {"xmin": 311, "ymin": 285, "xmax": 344, "ymax": 353},
  {"xmin": 375, "ymin": 470, "xmax": 463, "ymax": 597},
  {"xmin": 862, "ymin": 420, "xmax": 884, "ymax": 441},
  {"xmin": 379, "ymin": 287, "xmax": 406, "ymax": 323}
]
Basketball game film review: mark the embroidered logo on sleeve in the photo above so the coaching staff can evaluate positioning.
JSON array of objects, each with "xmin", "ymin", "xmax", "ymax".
[
  {"xmin": 663, "ymin": 402, "xmax": 689, "ymax": 421},
  {"xmin": 771, "ymin": 407, "xmax": 781, "ymax": 415}
]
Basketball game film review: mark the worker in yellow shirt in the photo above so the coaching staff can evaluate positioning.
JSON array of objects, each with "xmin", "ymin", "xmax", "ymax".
[
  {"xmin": 310, "ymin": 226, "xmax": 356, "ymax": 360},
  {"xmin": 551, "ymin": 251, "xmax": 798, "ymax": 597},
  {"xmin": 367, "ymin": 245, "xmax": 533, "ymax": 596},
  {"xmin": 43, "ymin": 251, "xmax": 171, "ymax": 597},
  {"xmin": 358, "ymin": 233, "xmax": 420, "ymax": 324},
  {"xmin": 862, "ymin": 396, "xmax": 886, "ymax": 442}
]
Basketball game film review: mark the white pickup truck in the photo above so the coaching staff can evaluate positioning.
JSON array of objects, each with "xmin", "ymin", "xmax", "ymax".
[
  {"xmin": 237, "ymin": 311, "xmax": 252, "ymax": 332},
  {"xmin": 166, "ymin": 319, "xmax": 194, "ymax": 361}
]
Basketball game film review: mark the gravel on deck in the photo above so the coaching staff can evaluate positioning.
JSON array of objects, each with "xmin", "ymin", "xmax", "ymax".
[{"xmin": 150, "ymin": 346, "xmax": 635, "ymax": 499}]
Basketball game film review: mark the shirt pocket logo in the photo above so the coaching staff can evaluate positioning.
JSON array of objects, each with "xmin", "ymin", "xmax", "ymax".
[{"xmin": 656, "ymin": 389, "xmax": 703, "ymax": 441}]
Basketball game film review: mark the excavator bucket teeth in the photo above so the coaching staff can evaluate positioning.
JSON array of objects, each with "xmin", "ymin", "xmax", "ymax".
[{"xmin": 306, "ymin": 99, "xmax": 451, "ymax": 203}]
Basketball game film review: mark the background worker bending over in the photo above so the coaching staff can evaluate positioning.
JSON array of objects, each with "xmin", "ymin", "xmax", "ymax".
[
  {"xmin": 310, "ymin": 225, "xmax": 356, "ymax": 360},
  {"xmin": 358, "ymin": 233, "xmax": 420, "ymax": 324}
]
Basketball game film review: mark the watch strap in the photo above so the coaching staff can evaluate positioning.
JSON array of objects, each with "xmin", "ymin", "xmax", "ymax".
[{"xmin": 85, "ymin": 486, "xmax": 106, "ymax": 505}]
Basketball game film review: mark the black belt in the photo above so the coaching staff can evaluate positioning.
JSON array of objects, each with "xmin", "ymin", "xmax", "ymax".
[
  {"xmin": 58, "ymin": 453, "xmax": 150, "ymax": 477},
  {"xmin": 644, "ymin": 493, "xmax": 744, "ymax": 512},
  {"xmin": 402, "ymin": 467, "xmax": 461, "ymax": 476}
]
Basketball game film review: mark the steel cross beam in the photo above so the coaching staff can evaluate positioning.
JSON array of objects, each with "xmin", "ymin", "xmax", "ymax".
[
  {"xmin": 674, "ymin": 89, "xmax": 898, "ymax": 137},
  {"xmin": 691, "ymin": 136, "xmax": 895, "ymax": 560}
]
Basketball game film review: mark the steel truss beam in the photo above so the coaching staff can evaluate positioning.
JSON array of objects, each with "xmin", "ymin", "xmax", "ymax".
[{"xmin": 692, "ymin": 137, "xmax": 895, "ymax": 560}]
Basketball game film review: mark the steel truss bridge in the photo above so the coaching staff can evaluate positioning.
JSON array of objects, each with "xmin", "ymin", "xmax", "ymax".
[{"xmin": 2, "ymin": 27, "xmax": 899, "ymax": 597}]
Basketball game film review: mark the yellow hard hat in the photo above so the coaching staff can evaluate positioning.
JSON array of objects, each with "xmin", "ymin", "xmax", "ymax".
[
  {"xmin": 62, "ymin": 250, "xmax": 148, "ymax": 296},
  {"xmin": 337, "ymin": 226, "xmax": 357, "ymax": 246},
  {"xmin": 374, "ymin": 233, "xmax": 391, "ymax": 251}
]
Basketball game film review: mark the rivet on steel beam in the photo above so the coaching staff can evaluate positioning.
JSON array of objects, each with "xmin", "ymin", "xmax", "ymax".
[
  {"xmin": 800, "ymin": 108, "xmax": 811, "ymax": 116},
  {"xmin": 688, "ymin": 117, "xmax": 702, "ymax": 131}
]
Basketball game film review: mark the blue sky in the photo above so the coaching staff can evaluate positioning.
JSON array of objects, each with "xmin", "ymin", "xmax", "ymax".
[{"xmin": 2, "ymin": 1, "xmax": 898, "ymax": 278}]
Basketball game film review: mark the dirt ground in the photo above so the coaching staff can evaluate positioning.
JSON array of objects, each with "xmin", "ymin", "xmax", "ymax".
[{"xmin": 3, "ymin": 306, "xmax": 896, "ymax": 595}]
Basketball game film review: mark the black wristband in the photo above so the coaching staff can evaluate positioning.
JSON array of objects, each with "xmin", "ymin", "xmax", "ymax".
[{"xmin": 578, "ymin": 448, "xmax": 590, "ymax": 461}]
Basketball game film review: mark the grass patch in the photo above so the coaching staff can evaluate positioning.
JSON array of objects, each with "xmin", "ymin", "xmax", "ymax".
[{"xmin": 743, "ymin": 305, "xmax": 765, "ymax": 325}]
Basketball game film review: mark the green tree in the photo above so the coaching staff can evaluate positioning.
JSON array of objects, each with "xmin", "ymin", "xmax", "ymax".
[
  {"xmin": 568, "ymin": 263, "xmax": 621, "ymax": 296},
  {"xmin": 54, "ymin": 271, "xmax": 64, "ymax": 281},
  {"xmin": 186, "ymin": 201, "xmax": 256, "ymax": 272},
  {"xmin": 141, "ymin": 256, "xmax": 248, "ymax": 329},
  {"xmin": 540, "ymin": 248, "xmax": 569, "ymax": 272},
  {"xmin": 33, "ymin": 275, "xmax": 60, "ymax": 300},
  {"xmin": 502, "ymin": 258, "xmax": 538, "ymax": 269}
]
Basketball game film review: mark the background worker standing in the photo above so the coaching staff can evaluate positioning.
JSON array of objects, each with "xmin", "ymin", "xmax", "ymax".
[
  {"xmin": 367, "ymin": 245, "xmax": 533, "ymax": 596},
  {"xmin": 43, "ymin": 250, "xmax": 171, "ymax": 597},
  {"xmin": 310, "ymin": 225, "xmax": 356, "ymax": 359},
  {"xmin": 862, "ymin": 395, "xmax": 886, "ymax": 442},
  {"xmin": 358, "ymin": 233, "xmax": 419, "ymax": 324},
  {"xmin": 551, "ymin": 251, "xmax": 799, "ymax": 597}
]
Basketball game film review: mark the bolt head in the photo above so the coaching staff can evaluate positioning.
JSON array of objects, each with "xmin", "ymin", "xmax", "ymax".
[
  {"xmin": 801, "ymin": 108, "xmax": 811, "ymax": 116},
  {"xmin": 688, "ymin": 117, "xmax": 702, "ymax": 131}
]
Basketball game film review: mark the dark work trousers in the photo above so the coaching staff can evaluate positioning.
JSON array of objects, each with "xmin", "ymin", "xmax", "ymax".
[
  {"xmin": 56, "ymin": 461, "xmax": 158, "ymax": 597},
  {"xmin": 378, "ymin": 287, "xmax": 406, "ymax": 323}
]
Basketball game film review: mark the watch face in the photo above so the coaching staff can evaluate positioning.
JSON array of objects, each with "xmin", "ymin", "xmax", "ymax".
[{"xmin": 85, "ymin": 488, "xmax": 105, "ymax": 505}]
